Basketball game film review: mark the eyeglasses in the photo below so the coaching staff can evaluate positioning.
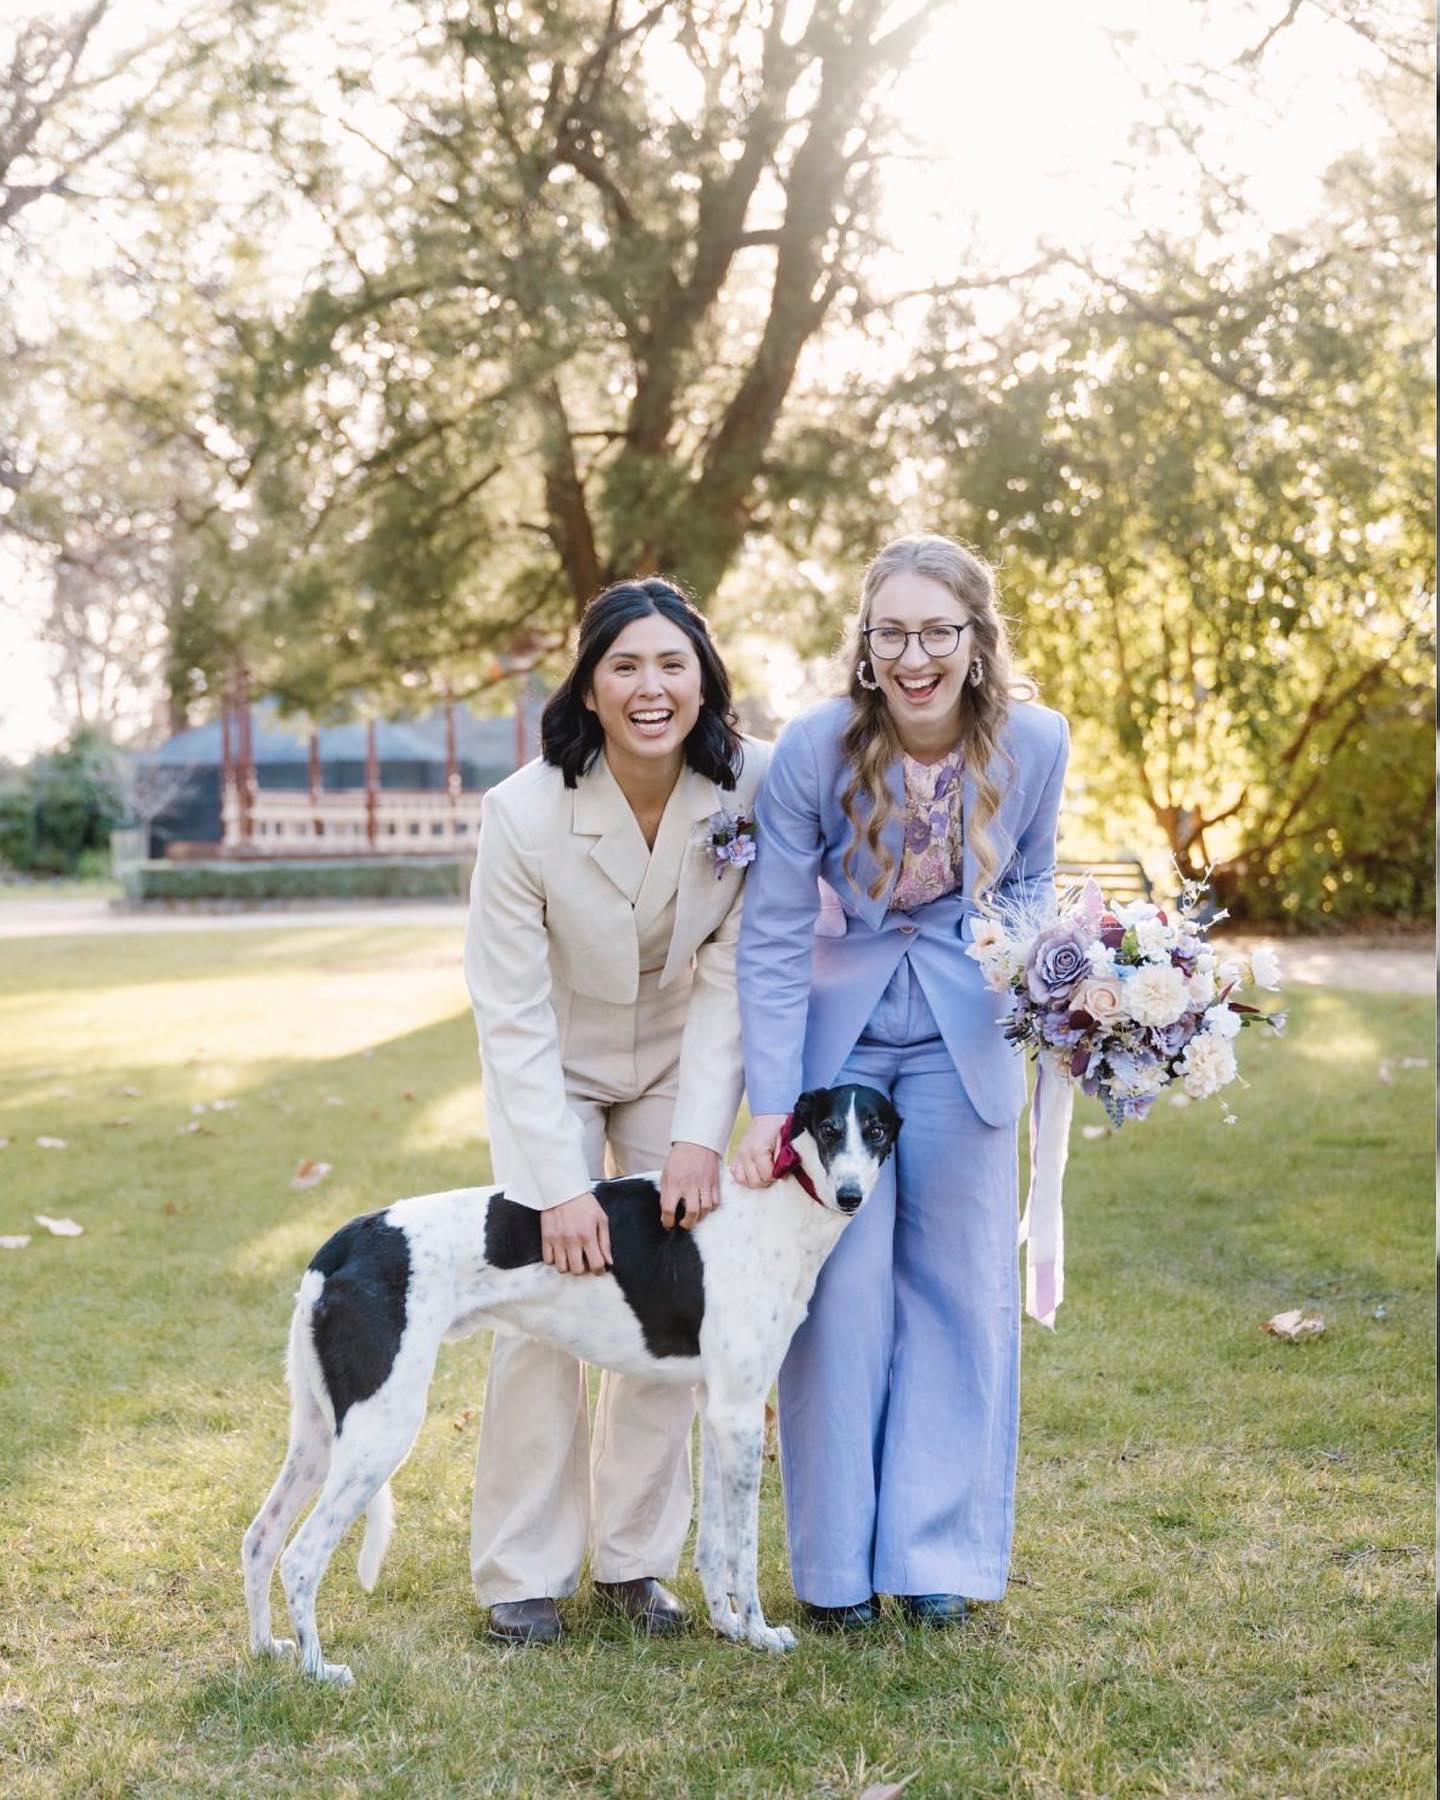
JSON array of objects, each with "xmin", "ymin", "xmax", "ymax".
[{"xmin": 862, "ymin": 621, "xmax": 971, "ymax": 660}]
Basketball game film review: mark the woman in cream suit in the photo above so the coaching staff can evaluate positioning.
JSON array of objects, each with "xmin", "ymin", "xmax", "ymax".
[{"xmin": 464, "ymin": 578, "xmax": 767, "ymax": 1644}]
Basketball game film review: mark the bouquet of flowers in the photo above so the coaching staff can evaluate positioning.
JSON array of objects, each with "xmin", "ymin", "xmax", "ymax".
[{"xmin": 967, "ymin": 876, "xmax": 1285, "ymax": 1128}]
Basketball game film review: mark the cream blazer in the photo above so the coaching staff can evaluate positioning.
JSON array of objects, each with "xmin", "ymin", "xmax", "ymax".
[{"xmin": 465, "ymin": 740, "xmax": 770, "ymax": 1210}]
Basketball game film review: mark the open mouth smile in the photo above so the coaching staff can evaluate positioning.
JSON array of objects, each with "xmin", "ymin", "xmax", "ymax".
[
  {"xmin": 893, "ymin": 673, "xmax": 943, "ymax": 703},
  {"xmin": 628, "ymin": 708, "xmax": 675, "ymax": 737}
]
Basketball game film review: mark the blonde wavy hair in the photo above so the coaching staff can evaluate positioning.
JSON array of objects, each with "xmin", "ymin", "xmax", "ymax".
[{"xmin": 838, "ymin": 533, "xmax": 1035, "ymax": 903}]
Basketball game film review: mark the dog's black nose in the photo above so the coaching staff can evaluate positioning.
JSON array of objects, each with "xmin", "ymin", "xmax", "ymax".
[{"xmin": 835, "ymin": 1188, "xmax": 863, "ymax": 1214}]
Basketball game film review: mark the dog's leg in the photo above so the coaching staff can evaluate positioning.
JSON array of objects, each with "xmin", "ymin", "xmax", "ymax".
[
  {"xmin": 243, "ymin": 1384, "xmax": 332, "ymax": 1661},
  {"xmin": 695, "ymin": 1409, "xmax": 741, "ymax": 1641},
  {"xmin": 702, "ymin": 1396, "xmax": 795, "ymax": 1653},
  {"xmin": 280, "ymin": 1392, "xmax": 427, "ymax": 1687}
]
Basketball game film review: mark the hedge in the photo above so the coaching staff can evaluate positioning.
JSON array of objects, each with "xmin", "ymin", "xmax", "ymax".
[{"xmin": 122, "ymin": 857, "xmax": 469, "ymax": 903}]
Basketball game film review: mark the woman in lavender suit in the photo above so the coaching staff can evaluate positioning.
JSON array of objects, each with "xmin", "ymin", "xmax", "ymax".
[{"xmin": 732, "ymin": 533, "xmax": 1068, "ymax": 1628}]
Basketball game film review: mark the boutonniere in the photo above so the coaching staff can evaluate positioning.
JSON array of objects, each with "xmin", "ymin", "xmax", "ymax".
[{"xmin": 700, "ymin": 807, "xmax": 756, "ymax": 878}]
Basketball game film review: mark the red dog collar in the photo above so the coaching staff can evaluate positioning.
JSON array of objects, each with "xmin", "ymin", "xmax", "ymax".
[{"xmin": 772, "ymin": 1115, "xmax": 824, "ymax": 1205}]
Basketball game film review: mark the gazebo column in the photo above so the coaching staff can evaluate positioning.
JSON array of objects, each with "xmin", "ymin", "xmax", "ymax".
[{"xmin": 365, "ymin": 719, "xmax": 378, "ymax": 850}]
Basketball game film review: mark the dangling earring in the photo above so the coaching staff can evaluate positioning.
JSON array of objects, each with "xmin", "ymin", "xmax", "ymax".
[
  {"xmin": 968, "ymin": 656, "xmax": 984, "ymax": 688},
  {"xmin": 857, "ymin": 660, "xmax": 880, "ymax": 692}
]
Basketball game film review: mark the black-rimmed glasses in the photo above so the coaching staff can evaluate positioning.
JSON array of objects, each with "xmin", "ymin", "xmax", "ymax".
[{"xmin": 863, "ymin": 621, "xmax": 971, "ymax": 660}]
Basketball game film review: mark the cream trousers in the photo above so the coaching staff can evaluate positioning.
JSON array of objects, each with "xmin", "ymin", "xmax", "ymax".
[{"xmin": 470, "ymin": 975, "xmax": 698, "ymax": 1604}]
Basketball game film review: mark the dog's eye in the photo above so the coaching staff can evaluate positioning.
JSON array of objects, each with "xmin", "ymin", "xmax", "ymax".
[
  {"xmin": 864, "ymin": 1123, "xmax": 887, "ymax": 1142},
  {"xmin": 818, "ymin": 1121, "xmax": 841, "ymax": 1142}
]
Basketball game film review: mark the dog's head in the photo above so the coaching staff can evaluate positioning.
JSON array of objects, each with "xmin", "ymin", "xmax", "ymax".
[{"xmin": 788, "ymin": 1085, "xmax": 902, "ymax": 1216}]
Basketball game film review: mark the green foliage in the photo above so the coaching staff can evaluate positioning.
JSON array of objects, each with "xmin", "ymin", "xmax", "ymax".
[
  {"xmin": 0, "ymin": 733, "xmax": 125, "ymax": 877},
  {"xmin": 0, "ymin": 788, "xmax": 35, "ymax": 872},
  {"xmin": 126, "ymin": 856, "xmax": 466, "ymax": 903},
  {"xmin": 901, "ymin": 134, "xmax": 1435, "ymax": 925}
]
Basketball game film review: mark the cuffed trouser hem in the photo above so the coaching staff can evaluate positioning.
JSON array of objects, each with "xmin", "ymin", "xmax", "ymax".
[
  {"xmin": 875, "ymin": 1564, "xmax": 1009, "ymax": 1603},
  {"xmin": 472, "ymin": 1575, "xmax": 580, "ymax": 1607},
  {"xmin": 790, "ymin": 1568, "xmax": 1009, "ymax": 1607}
]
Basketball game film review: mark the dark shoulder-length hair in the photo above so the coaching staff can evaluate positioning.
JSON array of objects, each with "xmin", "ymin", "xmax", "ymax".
[{"xmin": 541, "ymin": 577, "xmax": 743, "ymax": 790}]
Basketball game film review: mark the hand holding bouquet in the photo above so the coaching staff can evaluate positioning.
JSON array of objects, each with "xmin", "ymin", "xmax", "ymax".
[{"xmin": 968, "ymin": 876, "xmax": 1285, "ymax": 1129}]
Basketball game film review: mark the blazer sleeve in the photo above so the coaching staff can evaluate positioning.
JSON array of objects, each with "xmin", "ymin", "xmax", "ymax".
[
  {"xmin": 669, "ymin": 875, "xmax": 745, "ymax": 1155},
  {"xmin": 737, "ymin": 720, "xmax": 825, "ymax": 1118},
  {"xmin": 465, "ymin": 792, "xmax": 593, "ymax": 1211},
  {"xmin": 995, "ymin": 713, "xmax": 1069, "ymax": 913}
]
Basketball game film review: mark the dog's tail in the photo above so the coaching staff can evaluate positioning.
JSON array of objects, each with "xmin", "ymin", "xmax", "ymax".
[{"xmin": 357, "ymin": 1483, "xmax": 394, "ymax": 1592}]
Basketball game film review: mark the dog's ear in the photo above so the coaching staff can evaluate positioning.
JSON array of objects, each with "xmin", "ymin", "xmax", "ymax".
[
  {"xmin": 790, "ymin": 1089, "xmax": 823, "ymax": 1136},
  {"xmin": 884, "ymin": 1094, "xmax": 903, "ymax": 1140}
]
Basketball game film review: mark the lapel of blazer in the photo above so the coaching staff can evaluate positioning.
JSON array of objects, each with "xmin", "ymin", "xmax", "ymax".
[
  {"xmin": 961, "ymin": 727, "xmax": 1024, "ymax": 905},
  {"xmin": 572, "ymin": 754, "xmax": 648, "ymax": 905},
  {"xmin": 657, "ymin": 767, "xmax": 741, "ymax": 986},
  {"xmin": 642, "ymin": 764, "xmax": 723, "ymax": 941},
  {"xmin": 852, "ymin": 759, "xmax": 907, "ymax": 931}
]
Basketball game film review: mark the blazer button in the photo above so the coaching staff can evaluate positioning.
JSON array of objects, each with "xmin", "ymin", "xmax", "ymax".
[{"xmin": 899, "ymin": 923, "xmax": 916, "ymax": 936}]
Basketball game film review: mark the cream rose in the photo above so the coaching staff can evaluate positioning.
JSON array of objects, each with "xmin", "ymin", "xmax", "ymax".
[{"xmin": 1075, "ymin": 975, "xmax": 1127, "ymax": 1024}]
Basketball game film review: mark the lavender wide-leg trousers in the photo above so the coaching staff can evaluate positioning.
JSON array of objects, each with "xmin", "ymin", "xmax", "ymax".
[{"xmin": 779, "ymin": 957, "xmax": 1021, "ymax": 1606}]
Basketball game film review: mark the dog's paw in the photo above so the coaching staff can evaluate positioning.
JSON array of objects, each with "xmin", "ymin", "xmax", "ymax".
[
  {"xmin": 255, "ymin": 1637, "xmax": 297, "ymax": 1660},
  {"xmin": 747, "ymin": 1620, "xmax": 797, "ymax": 1653},
  {"xmin": 316, "ymin": 1661, "xmax": 355, "ymax": 1688},
  {"xmin": 708, "ymin": 1602, "xmax": 744, "ymax": 1642}
]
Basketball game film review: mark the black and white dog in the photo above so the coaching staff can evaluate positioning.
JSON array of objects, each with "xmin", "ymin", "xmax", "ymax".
[{"xmin": 242, "ymin": 1083, "xmax": 901, "ymax": 1685}]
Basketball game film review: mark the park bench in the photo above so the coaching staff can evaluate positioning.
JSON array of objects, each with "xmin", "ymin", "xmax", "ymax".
[{"xmin": 1054, "ymin": 856, "xmax": 1153, "ymax": 905}]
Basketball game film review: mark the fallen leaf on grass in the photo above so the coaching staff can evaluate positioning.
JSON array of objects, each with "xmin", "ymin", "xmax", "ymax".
[
  {"xmin": 860, "ymin": 1781, "xmax": 917, "ymax": 1800},
  {"xmin": 1261, "ymin": 1308, "xmax": 1325, "ymax": 1341},
  {"xmin": 103, "ymin": 1116, "xmax": 134, "ymax": 1129},
  {"xmin": 35, "ymin": 1136, "xmax": 67, "ymax": 1150},
  {"xmin": 34, "ymin": 1215, "xmax": 83, "ymax": 1237},
  {"xmin": 401, "ymin": 1089, "xmax": 417, "ymax": 1103},
  {"xmin": 763, "ymin": 1402, "xmax": 778, "ymax": 1462},
  {"xmin": 0, "ymin": 1235, "xmax": 31, "ymax": 1250},
  {"xmin": 452, "ymin": 1406, "xmax": 478, "ymax": 1432},
  {"xmin": 163, "ymin": 1200, "xmax": 181, "ymax": 1217},
  {"xmin": 1376, "ymin": 1060, "xmax": 1393, "ymax": 1084},
  {"xmin": 1081, "ymin": 1124, "xmax": 1109, "ymax": 1140},
  {"xmin": 180, "ymin": 1121, "xmax": 217, "ymax": 1137},
  {"xmin": 115, "ymin": 1084, "xmax": 142, "ymax": 1098},
  {"xmin": 292, "ymin": 1159, "xmax": 333, "ymax": 1190}
]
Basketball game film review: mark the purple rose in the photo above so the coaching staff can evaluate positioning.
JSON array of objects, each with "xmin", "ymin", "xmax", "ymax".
[
  {"xmin": 725, "ymin": 835, "xmax": 756, "ymax": 870},
  {"xmin": 1025, "ymin": 923, "xmax": 1091, "ymax": 1006}
]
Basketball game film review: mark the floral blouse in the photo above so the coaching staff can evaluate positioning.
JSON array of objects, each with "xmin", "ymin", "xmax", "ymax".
[{"xmin": 890, "ymin": 746, "xmax": 965, "ymax": 913}]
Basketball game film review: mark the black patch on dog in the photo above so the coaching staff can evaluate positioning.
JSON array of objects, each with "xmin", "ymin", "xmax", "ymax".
[
  {"xmin": 484, "ymin": 1179, "xmax": 703, "ymax": 1359},
  {"xmin": 307, "ymin": 1210, "xmax": 411, "ymax": 1431}
]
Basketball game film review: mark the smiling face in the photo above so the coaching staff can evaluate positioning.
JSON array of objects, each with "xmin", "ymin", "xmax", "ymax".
[
  {"xmin": 864, "ymin": 570, "xmax": 974, "ymax": 751},
  {"xmin": 583, "ymin": 613, "xmax": 704, "ymax": 773}
]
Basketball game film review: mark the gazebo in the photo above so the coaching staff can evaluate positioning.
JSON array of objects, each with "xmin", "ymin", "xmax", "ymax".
[{"xmin": 140, "ymin": 696, "xmax": 544, "ymax": 860}]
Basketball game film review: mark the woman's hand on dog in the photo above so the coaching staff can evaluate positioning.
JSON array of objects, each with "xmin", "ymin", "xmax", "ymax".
[
  {"xmin": 661, "ymin": 1141, "xmax": 722, "ymax": 1230},
  {"xmin": 541, "ymin": 1192, "xmax": 613, "ymax": 1274},
  {"xmin": 731, "ymin": 1115, "xmax": 785, "ymax": 1189}
]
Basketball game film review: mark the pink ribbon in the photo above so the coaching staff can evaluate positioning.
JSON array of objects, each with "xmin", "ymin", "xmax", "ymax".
[{"xmin": 1019, "ymin": 1057, "xmax": 1072, "ymax": 1328}]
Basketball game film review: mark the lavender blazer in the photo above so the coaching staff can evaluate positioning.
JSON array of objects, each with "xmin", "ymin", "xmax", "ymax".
[{"xmin": 739, "ymin": 697, "xmax": 1069, "ymax": 1127}]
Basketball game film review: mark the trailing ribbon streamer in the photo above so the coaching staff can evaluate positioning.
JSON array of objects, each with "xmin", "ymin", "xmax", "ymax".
[{"xmin": 1018, "ymin": 1056, "xmax": 1073, "ymax": 1328}]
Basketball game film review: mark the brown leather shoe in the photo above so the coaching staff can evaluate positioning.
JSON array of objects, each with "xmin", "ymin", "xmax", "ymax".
[
  {"xmin": 487, "ymin": 1597, "xmax": 563, "ymax": 1644},
  {"xmin": 593, "ymin": 1577, "xmax": 688, "ymax": 1635}
]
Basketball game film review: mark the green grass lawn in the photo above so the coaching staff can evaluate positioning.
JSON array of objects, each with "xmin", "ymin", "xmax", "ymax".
[{"xmin": 0, "ymin": 927, "xmax": 1433, "ymax": 1798}]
